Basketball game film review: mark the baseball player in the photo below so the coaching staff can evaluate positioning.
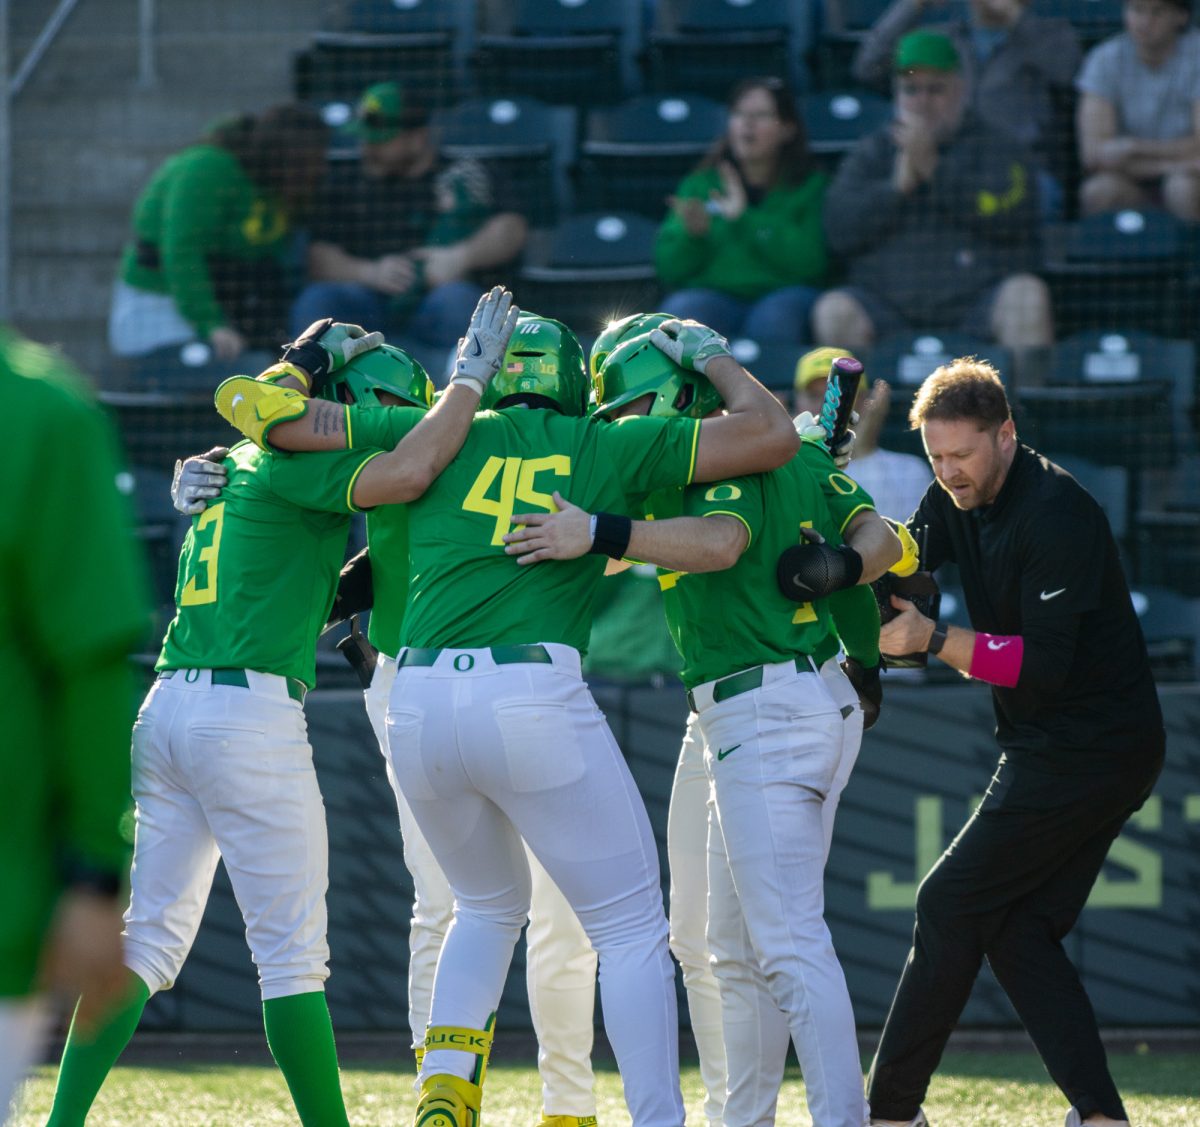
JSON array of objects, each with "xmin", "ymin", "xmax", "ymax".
[
  {"xmin": 224, "ymin": 315, "xmax": 801, "ymax": 1126},
  {"xmin": 196, "ymin": 319, "xmax": 608, "ymax": 1126},
  {"xmin": 504, "ymin": 328, "xmax": 906, "ymax": 1127},
  {"xmin": 0, "ymin": 327, "xmax": 150, "ymax": 1125},
  {"xmin": 43, "ymin": 296, "xmax": 516, "ymax": 1126}
]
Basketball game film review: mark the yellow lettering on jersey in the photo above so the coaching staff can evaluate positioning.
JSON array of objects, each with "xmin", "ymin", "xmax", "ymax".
[
  {"xmin": 826, "ymin": 472, "xmax": 859, "ymax": 496},
  {"xmin": 180, "ymin": 502, "xmax": 225, "ymax": 606},
  {"xmin": 791, "ymin": 518, "xmax": 817, "ymax": 623},
  {"xmin": 704, "ymin": 483, "xmax": 742, "ymax": 503},
  {"xmin": 516, "ymin": 455, "xmax": 570, "ymax": 513}
]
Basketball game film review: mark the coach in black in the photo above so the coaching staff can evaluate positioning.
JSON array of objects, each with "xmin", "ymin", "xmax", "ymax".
[{"xmin": 868, "ymin": 359, "xmax": 1164, "ymax": 1127}]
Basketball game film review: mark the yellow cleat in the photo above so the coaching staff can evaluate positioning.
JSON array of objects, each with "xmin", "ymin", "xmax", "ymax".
[
  {"xmin": 537, "ymin": 1117, "xmax": 599, "ymax": 1126},
  {"xmin": 214, "ymin": 375, "xmax": 309, "ymax": 450},
  {"xmin": 414, "ymin": 1020, "xmax": 495, "ymax": 1127}
]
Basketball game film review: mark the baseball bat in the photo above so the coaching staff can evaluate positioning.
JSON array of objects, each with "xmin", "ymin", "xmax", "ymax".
[{"xmin": 818, "ymin": 356, "xmax": 864, "ymax": 450}]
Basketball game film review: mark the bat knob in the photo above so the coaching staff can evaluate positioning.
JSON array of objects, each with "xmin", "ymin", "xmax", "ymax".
[{"xmin": 831, "ymin": 356, "xmax": 864, "ymax": 377}]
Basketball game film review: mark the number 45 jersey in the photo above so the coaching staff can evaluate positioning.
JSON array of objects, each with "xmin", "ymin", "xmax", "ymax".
[
  {"xmin": 349, "ymin": 406, "xmax": 701, "ymax": 654},
  {"xmin": 156, "ymin": 435, "xmax": 404, "ymax": 688}
]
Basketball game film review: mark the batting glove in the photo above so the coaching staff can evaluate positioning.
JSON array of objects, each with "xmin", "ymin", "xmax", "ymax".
[
  {"xmin": 171, "ymin": 446, "xmax": 229, "ymax": 515},
  {"xmin": 777, "ymin": 526, "xmax": 864, "ymax": 601},
  {"xmin": 277, "ymin": 319, "xmax": 385, "ymax": 393},
  {"xmin": 793, "ymin": 410, "xmax": 827, "ymax": 443},
  {"xmin": 451, "ymin": 286, "xmax": 520, "ymax": 396},
  {"xmin": 841, "ymin": 657, "xmax": 883, "ymax": 730},
  {"xmin": 648, "ymin": 318, "xmax": 731, "ymax": 375}
]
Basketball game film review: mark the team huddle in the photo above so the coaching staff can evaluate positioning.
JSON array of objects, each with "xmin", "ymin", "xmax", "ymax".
[{"xmin": 36, "ymin": 287, "xmax": 1163, "ymax": 1127}]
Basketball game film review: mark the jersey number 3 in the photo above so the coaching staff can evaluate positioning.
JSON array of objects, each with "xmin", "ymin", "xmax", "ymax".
[
  {"xmin": 463, "ymin": 455, "xmax": 571, "ymax": 546},
  {"xmin": 180, "ymin": 502, "xmax": 225, "ymax": 606}
]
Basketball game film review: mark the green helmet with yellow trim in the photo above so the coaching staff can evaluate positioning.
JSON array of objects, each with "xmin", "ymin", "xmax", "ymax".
[
  {"xmin": 588, "ymin": 311, "xmax": 672, "ymax": 379},
  {"xmin": 592, "ymin": 332, "xmax": 724, "ymax": 420},
  {"xmin": 480, "ymin": 313, "xmax": 589, "ymax": 416},
  {"xmin": 323, "ymin": 343, "xmax": 434, "ymax": 409}
]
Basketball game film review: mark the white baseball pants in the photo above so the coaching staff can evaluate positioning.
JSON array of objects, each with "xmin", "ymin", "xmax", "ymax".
[
  {"xmin": 677, "ymin": 657, "xmax": 866, "ymax": 1127},
  {"xmin": 0, "ymin": 999, "xmax": 46, "ymax": 1126},
  {"xmin": 123, "ymin": 670, "xmax": 331, "ymax": 1001},
  {"xmin": 367, "ymin": 653, "xmax": 600, "ymax": 1115},
  {"xmin": 385, "ymin": 645, "xmax": 684, "ymax": 1127}
]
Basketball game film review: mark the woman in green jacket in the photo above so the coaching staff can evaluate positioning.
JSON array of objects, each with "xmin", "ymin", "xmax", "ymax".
[
  {"xmin": 108, "ymin": 104, "xmax": 328, "ymax": 390},
  {"xmin": 655, "ymin": 77, "xmax": 829, "ymax": 346}
]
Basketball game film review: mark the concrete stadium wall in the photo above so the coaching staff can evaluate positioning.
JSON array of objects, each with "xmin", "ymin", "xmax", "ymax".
[{"xmin": 139, "ymin": 681, "xmax": 1200, "ymax": 1034}]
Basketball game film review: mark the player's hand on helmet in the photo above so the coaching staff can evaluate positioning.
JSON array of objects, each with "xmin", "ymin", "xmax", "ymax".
[
  {"xmin": 451, "ymin": 286, "xmax": 520, "ymax": 395},
  {"xmin": 648, "ymin": 318, "xmax": 731, "ymax": 376},
  {"xmin": 278, "ymin": 319, "xmax": 385, "ymax": 393},
  {"xmin": 503, "ymin": 491, "xmax": 592, "ymax": 564},
  {"xmin": 776, "ymin": 526, "xmax": 864, "ymax": 601},
  {"xmin": 171, "ymin": 446, "xmax": 229, "ymax": 515},
  {"xmin": 841, "ymin": 657, "xmax": 883, "ymax": 730}
]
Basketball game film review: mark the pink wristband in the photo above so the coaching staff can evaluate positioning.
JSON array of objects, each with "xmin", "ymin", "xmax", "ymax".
[{"xmin": 968, "ymin": 633, "xmax": 1023, "ymax": 687}]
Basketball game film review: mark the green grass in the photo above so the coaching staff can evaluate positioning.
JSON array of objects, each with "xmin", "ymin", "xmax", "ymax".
[{"xmin": 12, "ymin": 1052, "xmax": 1198, "ymax": 1126}]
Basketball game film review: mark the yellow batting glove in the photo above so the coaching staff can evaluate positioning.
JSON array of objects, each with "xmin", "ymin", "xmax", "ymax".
[
  {"xmin": 214, "ymin": 375, "xmax": 308, "ymax": 450},
  {"xmin": 886, "ymin": 518, "xmax": 920, "ymax": 577}
]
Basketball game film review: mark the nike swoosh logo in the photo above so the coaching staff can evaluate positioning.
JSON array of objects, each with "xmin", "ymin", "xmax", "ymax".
[
  {"xmin": 1040, "ymin": 588, "xmax": 1066, "ymax": 601},
  {"xmin": 469, "ymin": 335, "xmax": 483, "ymax": 358},
  {"xmin": 716, "ymin": 744, "xmax": 742, "ymax": 761},
  {"xmin": 987, "ymin": 639, "xmax": 1011, "ymax": 651}
]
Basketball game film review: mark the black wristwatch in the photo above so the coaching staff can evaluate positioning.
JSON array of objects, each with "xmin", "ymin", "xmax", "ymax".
[{"xmin": 927, "ymin": 621, "xmax": 949, "ymax": 656}]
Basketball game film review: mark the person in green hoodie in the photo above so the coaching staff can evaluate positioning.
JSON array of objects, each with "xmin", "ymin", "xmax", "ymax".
[
  {"xmin": 654, "ymin": 76, "xmax": 829, "ymax": 347},
  {"xmin": 108, "ymin": 104, "xmax": 329, "ymax": 391}
]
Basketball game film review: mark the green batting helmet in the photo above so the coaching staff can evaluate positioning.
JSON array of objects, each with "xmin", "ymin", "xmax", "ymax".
[
  {"xmin": 588, "ymin": 311, "xmax": 672, "ymax": 379},
  {"xmin": 323, "ymin": 344, "xmax": 434, "ymax": 409},
  {"xmin": 592, "ymin": 332, "xmax": 724, "ymax": 420},
  {"xmin": 480, "ymin": 313, "xmax": 589, "ymax": 417}
]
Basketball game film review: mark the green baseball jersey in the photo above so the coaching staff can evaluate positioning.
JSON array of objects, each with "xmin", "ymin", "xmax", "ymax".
[
  {"xmin": 648, "ymin": 441, "xmax": 876, "ymax": 690},
  {"xmin": 349, "ymin": 406, "xmax": 701, "ymax": 653},
  {"xmin": 157, "ymin": 437, "xmax": 403, "ymax": 687},
  {"xmin": 2, "ymin": 327, "xmax": 151, "ymax": 996},
  {"xmin": 365, "ymin": 504, "xmax": 410, "ymax": 657}
]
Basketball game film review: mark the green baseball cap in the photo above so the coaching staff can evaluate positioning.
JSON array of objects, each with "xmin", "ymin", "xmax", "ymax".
[
  {"xmin": 346, "ymin": 82, "xmax": 427, "ymax": 144},
  {"xmin": 894, "ymin": 30, "xmax": 961, "ymax": 73}
]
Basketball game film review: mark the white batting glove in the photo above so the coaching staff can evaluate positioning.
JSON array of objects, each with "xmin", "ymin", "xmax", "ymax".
[
  {"xmin": 451, "ymin": 286, "xmax": 520, "ymax": 396},
  {"xmin": 171, "ymin": 448, "xmax": 229, "ymax": 515},
  {"xmin": 793, "ymin": 410, "xmax": 826, "ymax": 442},
  {"xmin": 793, "ymin": 409, "xmax": 856, "ymax": 469},
  {"xmin": 648, "ymin": 318, "xmax": 731, "ymax": 375}
]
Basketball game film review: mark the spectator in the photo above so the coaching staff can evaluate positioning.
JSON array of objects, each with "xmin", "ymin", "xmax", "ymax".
[
  {"xmin": 1076, "ymin": 0, "xmax": 1200, "ymax": 220},
  {"xmin": 289, "ymin": 82, "xmax": 528, "ymax": 383},
  {"xmin": 653, "ymin": 76, "xmax": 829, "ymax": 346},
  {"xmin": 109, "ymin": 105, "xmax": 329, "ymax": 391},
  {"xmin": 813, "ymin": 32, "xmax": 1054, "ymax": 356},
  {"xmin": 794, "ymin": 346, "xmax": 933, "ymax": 521},
  {"xmin": 852, "ymin": 0, "xmax": 1081, "ymax": 210}
]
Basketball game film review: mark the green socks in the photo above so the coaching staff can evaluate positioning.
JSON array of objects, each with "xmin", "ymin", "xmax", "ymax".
[
  {"xmin": 262, "ymin": 991, "xmax": 350, "ymax": 1127},
  {"xmin": 45, "ymin": 972, "xmax": 150, "ymax": 1126}
]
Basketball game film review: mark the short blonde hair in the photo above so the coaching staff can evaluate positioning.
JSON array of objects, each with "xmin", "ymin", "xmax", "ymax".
[{"xmin": 908, "ymin": 357, "xmax": 1011, "ymax": 431}]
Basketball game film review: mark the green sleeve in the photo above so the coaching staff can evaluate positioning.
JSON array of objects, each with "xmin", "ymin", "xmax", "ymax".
[
  {"xmin": 605, "ymin": 415, "xmax": 701, "ymax": 500},
  {"xmin": 653, "ymin": 170, "xmax": 720, "ymax": 288},
  {"xmin": 680, "ymin": 474, "xmax": 764, "ymax": 547},
  {"xmin": 731, "ymin": 174, "xmax": 829, "ymax": 284},
  {"xmin": 266, "ymin": 448, "xmax": 389, "ymax": 513},
  {"xmin": 800, "ymin": 439, "xmax": 876, "ymax": 533},
  {"xmin": 346, "ymin": 404, "xmax": 424, "ymax": 450},
  {"xmin": 156, "ymin": 148, "xmax": 241, "ymax": 337},
  {"xmin": 827, "ymin": 583, "xmax": 881, "ymax": 668}
]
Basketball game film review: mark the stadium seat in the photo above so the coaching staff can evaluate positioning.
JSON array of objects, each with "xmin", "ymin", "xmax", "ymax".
[
  {"xmin": 472, "ymin": 0, "xmax": 641, "ymax": 109},
  {"xmin": 294, "ymin": 0, "xmax": 474, "ymax": 107},
  {"xmin": 1052, "ymin": 454, "xmax": 1130, "ymax": 541},
  {"xmin": 1042, "ymin": 210, "xmax": 1195, "ymax": 337},
  {"xmin": 517, "ymin": 211, "xmax": 661, "ymax": 334},
  {"xmin": 1135, "ymin": 510, "xmax": 1200, "ymax": 597},
  {"xmin": 728, "ymin": 336, "xmax": 799, "ymax": 395},
  {"xmin": 576, "ymin": 94, "xmax": 725, "ymax": 217},
  {"xmin": 434, "ymin": 97, "xmax": 577, "ymax": 224},
  {"xmin": 801, "ymin": 88, "xmax": 890, "ymax": 166},
  {"xmin": 866, "ymin": 333, "xmax": 1014, "ymax": 457},
  {"xmin": 1128, "ymin": 584, "xmax": 1200, "ymax": 681},
  {"xmin": 646, "ymin": 0, "xmax": 811, "ymax": 99}
]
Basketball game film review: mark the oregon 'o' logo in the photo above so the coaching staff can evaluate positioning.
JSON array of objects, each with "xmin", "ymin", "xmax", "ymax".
[
  {"xmin": 453, "ymin": 654, "xmax": 475, "ymax": 671},
  {"xmin": 827, "ymin": 473, "xmax": 858, "ymax": 496},
  {"xmin": 705, "ymin": 483, "xmax": 742, "ymax": 502}
]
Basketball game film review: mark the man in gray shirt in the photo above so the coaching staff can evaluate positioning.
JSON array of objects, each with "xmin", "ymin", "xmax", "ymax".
[{"xmin": 1076, "ymin": 0, "xmax": 1200, "ymax": 220}]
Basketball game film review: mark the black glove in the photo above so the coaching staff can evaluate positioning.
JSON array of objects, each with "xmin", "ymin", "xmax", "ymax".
[
  {"xmin": 871, "ymin": 570, "xmax": 942, "ymax": 668},
  {"xmin": 841, "ymin": 657, "xmax": 883, "ymax": 730},
  {"xmin": 336, "ymin": 615, "xmax": 379, "ymax": 690},
  {"xmin": 324, "ymin": 548, "xmax": 374, "ymax": 635},
  {"xmin": 278, "ymin": 320, "xmax": 383, "ymax": 395},
  {"xmin": 777, "ymin": 528, "xmax": 864, "ymax": 602}
]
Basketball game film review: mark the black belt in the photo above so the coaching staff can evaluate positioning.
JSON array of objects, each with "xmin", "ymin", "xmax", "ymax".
[
  {"xmin": 157, "ymin": 667, "xmax": 306, "ymax": 703},
  {"xmin": 686, "ymin": 654, "xmax": 818, "ymax": 713},
  {"xmin": 397, "ymin": 644, "xmax": 553, "ymax": 669}
]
